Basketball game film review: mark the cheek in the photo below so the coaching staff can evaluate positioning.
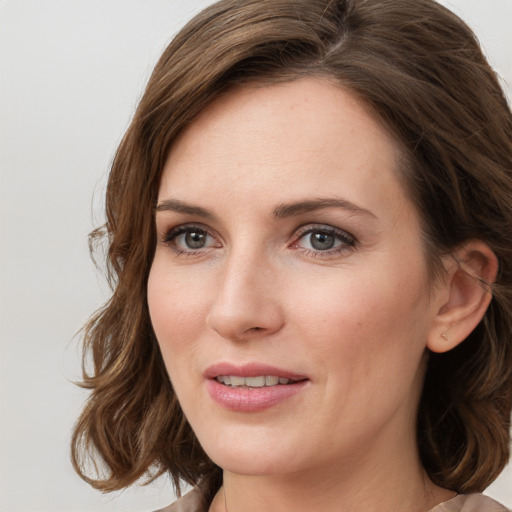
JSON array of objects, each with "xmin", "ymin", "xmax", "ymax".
[
  {"xmin": 289, "ymin": 262, "xmax": 431, "ymax": 372},
  {"xmin": 147, "ymin": 259, "xmax": 209, "ymax": 363},
  {"xmin": 294, "ymin": 270, "xmax": 430, "ymax": 430}
]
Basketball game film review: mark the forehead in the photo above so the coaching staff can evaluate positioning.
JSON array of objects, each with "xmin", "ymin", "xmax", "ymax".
[
  {"xmin": 159, "ymin": 78, "xmax": 410, "ymax": 220},
  {"xmin": 166, "ymin": 78, "xmax": 399, "ymax": 165}
]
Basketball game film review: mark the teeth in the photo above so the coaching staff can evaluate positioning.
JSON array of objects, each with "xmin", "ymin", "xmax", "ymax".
[
  {"xmin": 216, "ymin": 375, "xmax": 295, "ymax": 388},
  {"xmin": 246, "ymin": 376, "xmax": 265, "ymax": 387},
  {"xmin": 265, "ymin": 376, "xmax": 279, "ymax": 386},
  {"xmin": 231, "ymin": 376, "xmax": 245, "ymax": 386}
]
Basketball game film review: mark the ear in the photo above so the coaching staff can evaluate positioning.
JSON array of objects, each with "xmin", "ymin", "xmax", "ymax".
[{"xmin": 427, "ymin": 240, "xmax": 498, "ymax": 354}]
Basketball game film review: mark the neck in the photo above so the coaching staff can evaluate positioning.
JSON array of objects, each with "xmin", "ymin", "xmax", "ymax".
[{"xmin": 209, "ymin": 433, "xmax": 454, "ymax": 512}]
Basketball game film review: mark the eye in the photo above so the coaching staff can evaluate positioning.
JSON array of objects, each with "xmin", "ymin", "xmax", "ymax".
[
  {"xmin": 162, "ymin": 224, "xmax": 220, "ymax": 254},
  {"xmin": 292, "ymin": 225, "xmax": 355, "ymax": 257},
  {"xmin": 306, "ymin": 231, "xmax": 338, "ymax": 251}
]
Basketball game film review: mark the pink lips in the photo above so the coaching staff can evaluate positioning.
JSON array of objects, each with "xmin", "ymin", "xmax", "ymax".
[{"xmin": 204, "ymin": 362, "xmax": 309, "ymax": 412}]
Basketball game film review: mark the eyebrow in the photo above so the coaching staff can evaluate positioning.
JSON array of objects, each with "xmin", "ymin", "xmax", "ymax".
[
  {"xmin": 155, "ymin": 199, "xmax": 216, "ymax": 219},
  {"xmin": 155, "ymin": 197, "xmax": 375, "ymax": 220},
  {"xmin": 272, "ymin": 198, "xmax": 376, "ymax": 219}
]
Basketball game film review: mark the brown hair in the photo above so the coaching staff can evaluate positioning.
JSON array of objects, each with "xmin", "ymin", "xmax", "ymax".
[{"xmin": 72, "ymin": 0, "xmax": 512, "ymax": 498}]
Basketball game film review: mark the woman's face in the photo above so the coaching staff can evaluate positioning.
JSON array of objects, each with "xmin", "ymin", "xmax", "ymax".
[{"xmin": 148, "ymin": 78, "xmax": 443, "ymax": 478}]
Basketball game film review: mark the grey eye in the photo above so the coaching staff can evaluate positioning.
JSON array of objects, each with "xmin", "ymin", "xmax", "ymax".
[
  {"xmin": 165, "ymin": 225, "xmax": 218, "ymax": 252},
  {"xmin": 309, "ymin": 232, "xmax": 335, "ymax": 250},
  {"xmin": 185, "ymin": 230, "xmax": 207, "ymax": 249},
  {"xmin": 295, "ymin": 225, "xmax": 355, "ymax": 255}
]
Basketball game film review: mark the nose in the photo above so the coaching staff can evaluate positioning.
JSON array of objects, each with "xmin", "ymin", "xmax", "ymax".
[{"xmin": 205, "ymin": 251, "xmax": 284, "ymax": 342}]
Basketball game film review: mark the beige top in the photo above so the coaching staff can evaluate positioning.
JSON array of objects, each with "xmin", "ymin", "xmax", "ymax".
[
  {"xmin": 157, "ymin": 489, "xmax": 510, "ymax": 512},
  {"xmin": 429, "ymin": 494, "xmax": 510, "ymax": 512}
]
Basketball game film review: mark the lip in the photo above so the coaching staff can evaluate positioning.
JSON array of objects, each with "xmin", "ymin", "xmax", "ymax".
[
  {"xmin": 204, "ymin": 362, "xmax": 309, "ymax": 412},
  {"xmin": 204, "ymin": 362, "xmax": 308, "ymax": 381}
]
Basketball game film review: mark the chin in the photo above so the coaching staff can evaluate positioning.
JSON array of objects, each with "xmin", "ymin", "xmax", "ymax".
[
  {"xmin": 209, "ymin": 451, "xmax": 291, "ymax": 477},
  {"xmin": 195, "ymin": 427, "xmax": 307, "ymax": 477}
]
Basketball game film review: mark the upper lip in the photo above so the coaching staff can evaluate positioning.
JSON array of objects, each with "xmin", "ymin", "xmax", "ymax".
[{"xmin": 204, "ymin": 362, "xmax": 308, "ymax": 381}]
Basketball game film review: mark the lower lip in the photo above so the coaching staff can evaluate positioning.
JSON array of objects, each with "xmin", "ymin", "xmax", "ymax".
[{"xmin": 206, "ymin": 379, "xmax": 309, "ymax": 412}]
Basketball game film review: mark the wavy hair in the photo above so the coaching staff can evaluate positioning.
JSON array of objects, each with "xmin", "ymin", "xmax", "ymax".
[{"xmin": 72, "ymin": 0, "xmax": 512, "ymax": 498}]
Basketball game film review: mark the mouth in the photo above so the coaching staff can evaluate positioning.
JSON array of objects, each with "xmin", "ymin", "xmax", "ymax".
[
  {"xmin": 214, "ymin": 375, "xmax": 302, "ymax": 388},
  {"xmin": 205, "ymin": 363, "xmax": 309, "ymax": 411}
]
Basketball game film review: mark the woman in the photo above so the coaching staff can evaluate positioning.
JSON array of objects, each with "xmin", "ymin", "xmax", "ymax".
[{"xmin": 71, "ymin": 0, "xmax": 512, "ymax": 511}]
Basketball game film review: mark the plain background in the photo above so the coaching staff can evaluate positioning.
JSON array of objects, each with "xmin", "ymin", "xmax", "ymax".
[{"xmin": 1, "ymin": 1, "xmax": 511, "ymax": 511}]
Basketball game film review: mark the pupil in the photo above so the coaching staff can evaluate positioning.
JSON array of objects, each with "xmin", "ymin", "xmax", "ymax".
[
  {"xmin": 185, "ymin": 231, "xmax": 206, "ymax": 249},
  {"xmin": 310, "ymin": 232, "xmax": 334, "ymax": 250}
]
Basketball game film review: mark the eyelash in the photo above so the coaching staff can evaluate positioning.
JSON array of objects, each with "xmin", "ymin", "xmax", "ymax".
[
  {"xmin": 162, "ymin": 224, "xmax": 219, "ymax": 256},
  {"xmin": 290, "ymin": 224, "xmax": 356, "ymax": 259},
  {"xmin": 160, "ymin": 223, "xmax": 356, "ymax": 259}
]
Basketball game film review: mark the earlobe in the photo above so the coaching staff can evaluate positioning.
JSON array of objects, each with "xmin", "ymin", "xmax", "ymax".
[{"xmin": 427, "ymin": 241, "xmax": 498, "ymax": 354}]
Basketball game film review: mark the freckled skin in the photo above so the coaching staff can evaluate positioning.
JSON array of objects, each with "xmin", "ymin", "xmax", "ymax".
[{"xmin": 148, "ymin": 78, "xmax": 453, "ymax": 511}]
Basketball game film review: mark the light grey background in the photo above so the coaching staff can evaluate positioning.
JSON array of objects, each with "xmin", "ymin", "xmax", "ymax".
[{"xmin": 1, "ymin": 1, "xmax": 511, "ymax": 511}]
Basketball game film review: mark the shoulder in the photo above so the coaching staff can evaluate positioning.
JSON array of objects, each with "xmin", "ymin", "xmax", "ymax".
[
  {"xmin": 158, "ymin": 491, "xmax": 510, "ymax": 512},
  {"xmin": 154, "ymin": 487, "xmax": 209, "ymax": 512},
  {"xmin": 431, "ymin": 493, "xmax": 510, "ymax": 512}
]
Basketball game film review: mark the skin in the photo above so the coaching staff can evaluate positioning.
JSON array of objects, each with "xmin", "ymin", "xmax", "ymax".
[{"xmin": 147, "ymin": 78, "xmax": 473, "ymax": 512}]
